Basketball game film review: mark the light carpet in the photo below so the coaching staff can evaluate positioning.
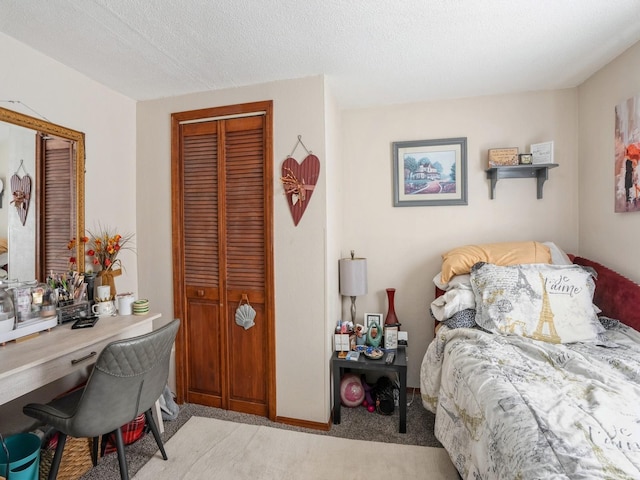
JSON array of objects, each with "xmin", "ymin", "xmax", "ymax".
[{"xmin": 133, "ymin": 416, "xmax": 458, "ymax": 480}]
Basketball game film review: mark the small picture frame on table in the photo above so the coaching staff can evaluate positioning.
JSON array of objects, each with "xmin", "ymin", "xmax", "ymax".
[
  {"xmin": 384, "ymin": 325, "xmax": 398, "ymax": 349},
  {"xmin": 364, "ymin": 313, "xmax": 383, "ymax": 330}
]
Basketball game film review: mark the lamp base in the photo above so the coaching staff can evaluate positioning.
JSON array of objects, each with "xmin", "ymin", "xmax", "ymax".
[{"xmin": 350, "ymin": 296, "xmax": 357, "ymax": 325}]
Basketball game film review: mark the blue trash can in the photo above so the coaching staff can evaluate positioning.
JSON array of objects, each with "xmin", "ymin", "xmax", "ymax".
[{"xmin": 0, "ymin": 433, "xmax": 41, "ymax": 480}]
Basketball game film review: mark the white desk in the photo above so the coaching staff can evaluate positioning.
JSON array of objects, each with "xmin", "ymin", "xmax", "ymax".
[{"xmin": 0, "ymin": 313, "xmax": 159, "ymax": 405}]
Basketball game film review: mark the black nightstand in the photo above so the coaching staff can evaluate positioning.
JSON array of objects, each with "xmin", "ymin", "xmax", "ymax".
[{"xmin": 332, "ymin": 346, "xmax": 408, "ymax": 433}]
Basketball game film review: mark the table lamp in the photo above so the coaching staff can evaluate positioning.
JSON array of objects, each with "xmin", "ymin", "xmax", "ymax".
[{"xmin": 339, "ymin": 250, "xmax": 368, "ymax": 325}]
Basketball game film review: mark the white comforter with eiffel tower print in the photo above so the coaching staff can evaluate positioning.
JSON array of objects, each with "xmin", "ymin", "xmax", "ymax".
[{"xmin": 421, "ymin": 323, "xmax": 640, "ymax": 479}]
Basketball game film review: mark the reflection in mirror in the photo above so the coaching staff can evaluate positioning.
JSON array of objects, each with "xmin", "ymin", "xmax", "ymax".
[{"xmin": 0, "ymin": 106, "xmax": 85, "ymax": 281}]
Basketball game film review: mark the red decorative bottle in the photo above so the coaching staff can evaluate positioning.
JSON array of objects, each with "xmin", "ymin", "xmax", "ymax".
[{"xmin": 385, "ymin": 288, "xmax": 400, "ymax": 327}]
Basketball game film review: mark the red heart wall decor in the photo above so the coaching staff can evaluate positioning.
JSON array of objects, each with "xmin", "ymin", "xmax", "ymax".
[
  {"xmin": 281, "ymin": 154, "xmax": 320, "ymax": 226},
  {"xmin": 10, "ymin": 173, "xmax": 32, "ymax": 226}
]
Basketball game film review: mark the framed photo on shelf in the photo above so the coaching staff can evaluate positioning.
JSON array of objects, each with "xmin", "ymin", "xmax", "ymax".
[
  {"xmin": 488, "ymin": 147, "xmax": 519, "ymax": 167},
  {"xmin": 392, "ymin": 137, "xmax": 467, "ymax": 207},
  {"xmin": 530, "ymin": 141, "xmax": 554, "ymax": 164},
  {"xmin": 364, "ymin": 313, "xmax": 383, "ymax": 330},
  {"xmin": 519, "ymin": 153, "xmax": 533, "ymax": 165}
]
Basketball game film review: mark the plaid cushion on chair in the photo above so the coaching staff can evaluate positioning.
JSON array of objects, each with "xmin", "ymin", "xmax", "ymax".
[{"xmin": 102, "ymin": 413, "xmax": 147, "ymax": 455}]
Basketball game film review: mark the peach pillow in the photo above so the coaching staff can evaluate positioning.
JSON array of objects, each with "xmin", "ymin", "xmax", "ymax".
[{"xmin": 441, "ymin": 241, "xmax": 551, "ymax": 283}]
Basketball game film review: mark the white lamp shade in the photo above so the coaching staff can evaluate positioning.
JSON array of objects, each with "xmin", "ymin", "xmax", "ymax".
[{"xmin": 339, "ymin": 258, "xmax": 368, "ymax": 296}]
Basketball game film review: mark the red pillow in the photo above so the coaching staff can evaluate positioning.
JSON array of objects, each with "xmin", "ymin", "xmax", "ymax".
[{"xmin": 572, "ymin": 256, "xmax": 640, "ymax": 332}]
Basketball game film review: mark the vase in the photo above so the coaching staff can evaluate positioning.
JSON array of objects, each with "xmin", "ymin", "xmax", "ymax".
[
  {"xmin": 99, "ymin": 268, "xmax": 122, "ymax": 299},
  {"xmin": 385, "ymin": 288, "xmax": 399, "ymax": 327}
]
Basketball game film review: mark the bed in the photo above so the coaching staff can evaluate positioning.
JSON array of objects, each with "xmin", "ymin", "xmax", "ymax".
[{"xmin": 420, "ymin": 241, "xmax": 640, "ymax": 479}]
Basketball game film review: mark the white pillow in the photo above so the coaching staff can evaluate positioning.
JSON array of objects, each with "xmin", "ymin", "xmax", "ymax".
[
  {"xmin": 470, "ymin": 262, "xmax": 604, "ymax": 344},
  {"xmin": 542, "ymin": 241, "xmax": 573, "ymax": 265},
  {"xmin": 433, "ymin": 272, "xmax": 471, "ymax": 291}
]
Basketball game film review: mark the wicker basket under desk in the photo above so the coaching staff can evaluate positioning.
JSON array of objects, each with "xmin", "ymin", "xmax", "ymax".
[{"xmin": 39, "ymin": 435, "xmax": 95, "ymax": 480}]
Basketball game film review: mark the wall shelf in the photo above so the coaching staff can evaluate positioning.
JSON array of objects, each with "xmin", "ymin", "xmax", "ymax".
[{"xmin": 485, "ymin": 163, "xmax": 558, "ymax": 199}]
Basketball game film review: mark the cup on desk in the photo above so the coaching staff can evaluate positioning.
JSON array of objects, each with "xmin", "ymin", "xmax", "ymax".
[
  {"xmin": 92, "ymin": 300, "xmax": 115, "ymax": 317},
  {"xmin": 116, "ymin": 293, "xmax": 135, "ymax": 316},
  {"xmin": 96, "ymin": 285, "xmax": 111, "ymax": 302}
]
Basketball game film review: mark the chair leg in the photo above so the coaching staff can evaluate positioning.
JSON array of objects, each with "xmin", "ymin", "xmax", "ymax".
[
  {"xmin": 91, "ymin": 436, "xmax": 99, "ymax": 466},
  {"xmin": 100, "ymin": 433, "xmax": 108, "ymax": 458},
  {"xmin": 48, "ymin": 433, "xmax": 67, "ymax": 480},
  {"xmin": 144, "ymin": 408, "xmax": 168, "ymax": 460},
  {"xmin": 113, "ymin": 428, "xmax": 129, "ymax": 480}
]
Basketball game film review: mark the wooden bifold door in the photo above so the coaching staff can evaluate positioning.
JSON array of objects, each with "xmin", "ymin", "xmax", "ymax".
[{"xmin": 171, "ymin": 101, "xmax": 275, "ymax": 419}]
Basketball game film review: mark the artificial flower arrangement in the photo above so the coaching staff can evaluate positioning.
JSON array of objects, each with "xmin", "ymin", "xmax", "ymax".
[{"xmin": 67, "ymin": 225, "xmax": 135, "ymax": 298}]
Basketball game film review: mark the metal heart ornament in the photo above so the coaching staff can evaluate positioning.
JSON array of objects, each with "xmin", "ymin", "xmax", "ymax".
[
  {"xmin": 281, "ymin": 154, "xmax": 320, "ymax": 226},
  {"xmin": 10, "ymin": 173, "xmax": 32, "ymax": 226}
]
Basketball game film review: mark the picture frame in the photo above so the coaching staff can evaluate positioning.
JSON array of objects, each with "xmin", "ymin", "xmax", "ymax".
[
  {"xmin": 384, "ymin": 325, "xmax": 398, "ymax": 349},
  {"xmin": 519, "ymin": 153, "xmax": 533, "ymax": 165},
  {"xmin": 615, "ymin": 96, "xmax": 640, "ymax": 212},
  {"xmin": 530, "ymin": 141, "xmax": 554, "ymax": 164},
  {"xmin": 364, "ymin": 313, "xmax": 383, "ymax": 330},
  {"xmin": 392, "ymin": 137, "xmax": 467, "ymax": 207},
  {"xmin": 488, "ymin": 147, "xmax": 519, "ymax": 167}
]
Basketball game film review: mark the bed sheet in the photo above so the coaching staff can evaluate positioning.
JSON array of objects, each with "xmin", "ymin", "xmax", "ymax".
[{"xmin": 420, "ymin": 324, "xmax": 640, "ymax": 479}]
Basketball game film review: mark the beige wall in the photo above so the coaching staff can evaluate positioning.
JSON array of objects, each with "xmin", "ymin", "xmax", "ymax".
[
  {"xmin": 578, "ymin": 41, "xmax": 640, "ymax": 282},
  {"xmin": 0, "ymin": 32, "xmax": 138, "ymax": 295},
  {"xmin": 0, "ymin": 32, "xmax": 137, "ymax": 433},
  {"xmin": 323, "ymin": 79, "xmax": 344, "ymax": 416},
  {"xmin": 136, "ymin": 76, "xmax": 331, "ymax": 423},
  {"xmin": 341, "ymin": 89, "xmax": 580, "ymax": 386}
]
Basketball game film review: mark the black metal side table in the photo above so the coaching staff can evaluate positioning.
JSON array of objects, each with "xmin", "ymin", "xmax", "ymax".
[{"xmin": 332, "ymin": 346, "xmax": 408, "ymax": 433}]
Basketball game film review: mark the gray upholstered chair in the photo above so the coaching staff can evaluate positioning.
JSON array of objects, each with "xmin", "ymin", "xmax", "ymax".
[{"xmin": 24, "ymin": 319, "xmax": 180, "ymax": 480}]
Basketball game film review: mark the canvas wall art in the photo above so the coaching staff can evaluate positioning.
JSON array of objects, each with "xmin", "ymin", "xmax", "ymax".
[{"xmin": 615, "ymin": 95, "xmax": 640, "ymax": 213}]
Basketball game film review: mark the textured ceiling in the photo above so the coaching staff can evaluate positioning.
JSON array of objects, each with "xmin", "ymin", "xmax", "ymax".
[{"xmin": 1, "ymin": 0, "xmax": 640, "ymax": 108}]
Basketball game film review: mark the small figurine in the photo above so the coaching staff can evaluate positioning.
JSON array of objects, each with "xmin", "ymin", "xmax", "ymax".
[
  {"xmin": 355, "ymin": 323, "xmax": 367, "ymax": 345},
  {"xmin": 366, "ymin": 319, "xmax": 382, "ymax": 347}
]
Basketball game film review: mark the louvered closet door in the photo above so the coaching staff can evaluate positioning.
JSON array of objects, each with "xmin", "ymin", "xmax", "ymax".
[
  {"xmin": 224, "ymin": 116, "xmax": 268, "ymax": 415},
  {"xmin": 174, "ymin": 104, "xmax": 273, "ymax": 417},
  {"xmin": 180, "ymin": 121, "xmax": 225, "ymax": 407}
]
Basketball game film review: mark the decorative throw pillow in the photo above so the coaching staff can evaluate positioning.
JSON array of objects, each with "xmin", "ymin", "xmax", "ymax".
[
  {"xmin": 441, "ymin": 241, "xmax": 551, "ymax": 283},
  {"xmin": 470, "ymin": 262, "xmax": 604, "ymax": 344}
]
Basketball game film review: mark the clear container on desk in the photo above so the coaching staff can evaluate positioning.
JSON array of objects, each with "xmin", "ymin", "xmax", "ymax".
[
  {"xmin": 0, "ymin": 279, "xmax": 17, "ymax": 334},
  {"xmin": 39, "ymin": 282, "xmax": 58, "ymax": 319},
  {"xmin": 12, "ymin": 280, "xmax": 49, "ymax": 326}
]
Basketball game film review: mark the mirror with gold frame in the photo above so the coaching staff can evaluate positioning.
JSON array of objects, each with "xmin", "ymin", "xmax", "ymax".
[{"xmin": 0, "ymin": 106, "xmax": 85, "ymax": 280}]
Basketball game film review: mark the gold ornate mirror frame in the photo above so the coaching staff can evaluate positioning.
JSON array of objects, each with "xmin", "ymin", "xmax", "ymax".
[{"xmin": 0, "ymin": 106, "xmax": 85, "ymax": 275}]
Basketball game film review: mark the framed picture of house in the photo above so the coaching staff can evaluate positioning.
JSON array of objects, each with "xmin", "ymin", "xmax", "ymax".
[{"xmin": 392, "ymin": 137, "xmax": 467, "ymax": 206}]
